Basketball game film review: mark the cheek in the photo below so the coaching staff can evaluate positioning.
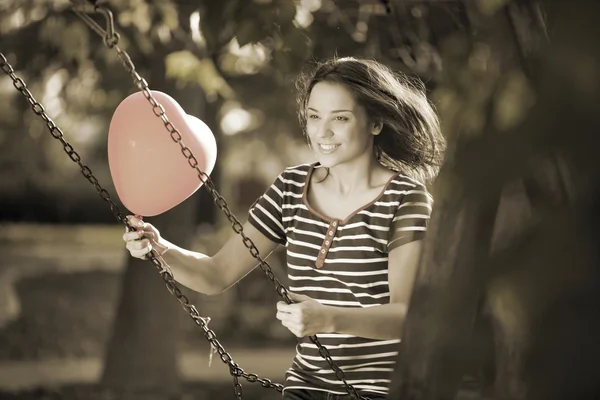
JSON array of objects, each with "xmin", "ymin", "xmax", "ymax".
[{"xmin": 305, "ymin": 121, "xmax": 319, "ymax": 136}]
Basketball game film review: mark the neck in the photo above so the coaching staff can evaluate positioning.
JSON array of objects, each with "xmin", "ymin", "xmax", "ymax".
[{"xmin": 324, "ymin": 154, "xmax": 383, "ymax": 195}]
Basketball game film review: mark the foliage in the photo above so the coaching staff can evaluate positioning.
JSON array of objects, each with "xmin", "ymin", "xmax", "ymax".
[
  {"xmin": 0, "ymin": 0, "xmax": 464, "ymax": 222},
  {"xmin": 7, "ymin": 1, "xmax": 595, "ymax": 398}
]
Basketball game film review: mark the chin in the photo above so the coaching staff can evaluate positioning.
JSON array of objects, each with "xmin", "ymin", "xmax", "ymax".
[{"xmin": 314, "ymin": 155, "xmax": 336, "ymax": 168}]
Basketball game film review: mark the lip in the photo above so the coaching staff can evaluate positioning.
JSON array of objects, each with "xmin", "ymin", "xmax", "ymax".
[{"xmin": 317, "ymin": 143, "xmax": 340, "ymax": 154}]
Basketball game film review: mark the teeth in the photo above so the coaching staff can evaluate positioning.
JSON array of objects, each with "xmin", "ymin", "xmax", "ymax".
[{"xmin": 320, "ymin": 144, "xmax": 339, "ymax": 150}]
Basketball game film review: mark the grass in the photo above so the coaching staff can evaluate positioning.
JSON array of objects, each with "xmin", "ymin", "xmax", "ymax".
[
  {"xmin": 0, "ymin": 269, "xmax": 294, "ymax": 361},
  {"xmin": 0, "ymin": 270, "xmax": 119, "ymax": 360},
  {"xmin": 0, "ymin": 223, "xmax": 293, "ymax": 362},
  {"xmin": 0, "ymin": 383, "xmax": 284, "ymax": 400}
]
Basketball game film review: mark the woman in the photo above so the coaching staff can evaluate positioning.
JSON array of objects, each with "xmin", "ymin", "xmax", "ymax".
[{"xmin": 123, "ymin": 57, "xmax": 445, "ymax": 399}]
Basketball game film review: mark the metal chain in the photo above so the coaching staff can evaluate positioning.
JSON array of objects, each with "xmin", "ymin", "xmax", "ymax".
[
  {"xmin": 8, "ymin": 4, "xmax": 370, "ymax": 398},
  {"xmin": 98, "ymin": 30, "xmax": 367, "ymax": 400},
  {"xmin": 0, "ymin": 54, "xmax": 128, "ymax": 227},
  {"xmin": 0, "ymin": 52, "xmax": 277, "ymax": 399}
]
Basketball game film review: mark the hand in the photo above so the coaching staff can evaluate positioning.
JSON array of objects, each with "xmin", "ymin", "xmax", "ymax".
[
  {"xmin": 122, "ymin": 215, "xmax": 169, "ymax": 259},
  {"xmin": 276, "ymin": 292, "xmax": 332, "ymax": 338}
]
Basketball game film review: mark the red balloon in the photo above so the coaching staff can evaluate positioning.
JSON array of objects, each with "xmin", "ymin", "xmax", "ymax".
[{"xmin": 108, "ymin": 91, "xmax": 217, "ymax": 217}]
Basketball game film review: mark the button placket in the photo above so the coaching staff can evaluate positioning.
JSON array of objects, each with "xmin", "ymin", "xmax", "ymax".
[{"xmin": 315, "ymin": 220, "xmax": 339, "ymax": 269}]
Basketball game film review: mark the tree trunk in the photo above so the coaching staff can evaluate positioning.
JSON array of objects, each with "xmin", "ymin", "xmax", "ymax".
[
  {"xmin": 388, "ymin": 3, "xmax": 532, "ymax": 400},
  {"xmin": 100, "ymin": 53, "xmax": 207, "ymax": 396},
  {"xmin": 390, "ymin": 1, "xmax": 600, "ymax": 399}
]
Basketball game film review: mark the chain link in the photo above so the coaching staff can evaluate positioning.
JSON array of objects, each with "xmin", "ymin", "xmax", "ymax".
[
  {"xmin": 6, "ymin": 5, "xmax": 371, "ymax": 398},
  {"xmin": 109, "ymin": 43, "xmax": 366, "ymax": 400},
  {"xmin": 0, "ymin": 51, "xmax": 285, "ymax": 398}
]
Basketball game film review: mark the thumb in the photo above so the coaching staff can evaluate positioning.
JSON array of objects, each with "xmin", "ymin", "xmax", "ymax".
[{"xmin": 287, "ymin": 292, "xmax": 312, "ymax": 303}]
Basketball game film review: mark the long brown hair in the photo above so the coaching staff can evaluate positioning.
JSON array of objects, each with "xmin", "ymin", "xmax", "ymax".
[{"xmin": 295, "ymin": 57, "xmax": 446, "ymax": 184}]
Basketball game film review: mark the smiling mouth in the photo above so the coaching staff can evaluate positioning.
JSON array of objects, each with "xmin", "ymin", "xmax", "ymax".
[{"xmin": 319, "ymin": 144, "xmax": 340, "ymax": 151}]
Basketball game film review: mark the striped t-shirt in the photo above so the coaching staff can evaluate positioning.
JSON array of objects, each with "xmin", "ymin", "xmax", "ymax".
[{"xmin": 248, "ymin": 162, "xmax": 433, "ymax": 397}]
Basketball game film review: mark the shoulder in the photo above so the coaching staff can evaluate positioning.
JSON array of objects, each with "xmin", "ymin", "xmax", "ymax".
[
  {"xmin": 278, "ymin": 162, "xmax": 315, "ymax": 182},
  {"xmin": 390, "ymin": 174, "xmax": 434, "ymax": 205}
]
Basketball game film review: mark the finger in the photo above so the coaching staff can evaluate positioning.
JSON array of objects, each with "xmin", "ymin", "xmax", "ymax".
[
  {"xmin": 126, "ymin": 215, "xmax": 144, "ymax": 228},
  {"xmin": 281, "ymin": 321, "xmax": 303, "ymax": 337},
  {"xmin": 143, "ymin": 230, "xmax": 157, "ymax": 241},
  {"xmin": 277, "ymin": 301, "xmax": 295, "ymax": 313},
  {"xmin": 127, "ymin": 240, "xmax": 152, "ymax": 258},
  {"xmin": 281, "ymin": 319, "xmax": 301, "ymax": 331},
  {"xmin": 123, "ymin": 231, "xmax": 144, "ymax": 241},
  {"xmin": 276, "ymin": 311, "xmax": 295, "ymax": 322},
  {"xmin": 126, "ymin": 238, "xmax": 151, "ymax": 251},
  {"xmin": 130, "ymin": 247, "xmax": 151, "ymax": 258},
  {"xmin": 287, "ymin": 292, "xmax": 311, "ymax": 303}
]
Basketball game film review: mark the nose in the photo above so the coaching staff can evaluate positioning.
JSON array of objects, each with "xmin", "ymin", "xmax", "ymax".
[{"xmin": 315, "ymin": 120, "xmax": 333, "ymax": 140}]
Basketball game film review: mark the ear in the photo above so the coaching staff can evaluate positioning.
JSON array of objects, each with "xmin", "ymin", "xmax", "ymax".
[{"xmin": 371, "ymin": 120, "xmax": 383, "ymax": 136}]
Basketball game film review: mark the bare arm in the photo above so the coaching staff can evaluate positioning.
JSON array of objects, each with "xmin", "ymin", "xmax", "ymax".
[
  {"xmin": 277, "ymin": 240, "xmax": 423, "ymax": 340},
  {"xmin": 130, "ymin": 218, "xmax": 280, "ymax": 295},
  {"xmin": 325, "ymin": 239, "xmax": 423, "ymax": 339}
]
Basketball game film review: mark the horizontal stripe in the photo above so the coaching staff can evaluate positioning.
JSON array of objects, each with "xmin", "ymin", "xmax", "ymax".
[
  {"xmin": 293, "ymin": 358, "xmax": 397, "ymax": 371},
  {"xmin": 300, "ymin": 351, "xmax": 399, "ymax": 361},
  {"xmin": 282, "ymin": 203, "xmax": 309, "ymax": 210},
  {"xmin": 392, "ymin": 213, "xmax": 430, "ymax": 222},
  {"xmin": 283, "ymin": 215, "xmax": 330, "ymax": 228},
  {"xmin": 287, "ymin": 250, "xmax": 389, "ymax": 264},
  {"xmin": 280, "ymin": 177, "xmax": 306, "ymax": 187},
  {"xmin": 282, "ymin": 191, "xmax": 304, "ymax": 198},
  {"xmin": 254, "ymin": 203, "xmax": 283, "ymax": 232},
  {"xmin": 289, "ymin": 286, "xmax": 390, "ymax": 298},
  {"xmin": 355, "ymin": 210, "xmax": 394, "ymax": 218},
  {"xmin": 337, "ymin": 221, "xmax": 390, "ymax": 232},
  {"xmin": 285, "ymin": 228, "xmax": 388, "ymax": 244},
  {"xmin": 248, "ymin": 211, "xmax": 282, "ymax": 241},
  {"xmin": 288, "ymin": 264, "xmax": 388, "ymax": 276},
  {"xmin": 287, "ymin": 369, "xmax": 392, "ymax": 385},
  {"xmin": 247, "ymin": 162, "xmax": 433, "ymax": 395},
  {"xmin": 288, "ymin": 275, "xmax": 389, "ymax": 288},
  {"xmin": 288, "ymin": 239, "xmax": 377, "ymax": 253},
  {"xmin": 299, "ymin": 339, "xmax": 400, "ymax": 350},
  {"xmin": 286, "ymin": 168, "xmax": 309, "ymax": 176}
]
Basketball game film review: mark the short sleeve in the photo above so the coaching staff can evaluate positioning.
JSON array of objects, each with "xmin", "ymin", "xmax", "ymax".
[
  {"xmin": 247, "ymin": 172, "xmax": 287, "ymax": 245},
  {"xmin": 387, "ymin": 184, "xmax": 434, "ymax": 252}
]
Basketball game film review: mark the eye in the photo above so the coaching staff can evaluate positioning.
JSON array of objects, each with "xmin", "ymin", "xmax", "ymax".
[
  {"xmin": 308, "ymin": 114, "xmax": 319, "ymax": 120},
  {"xmin": 334, "ymin": 116, "xmax": 349, "ymax": 122}
]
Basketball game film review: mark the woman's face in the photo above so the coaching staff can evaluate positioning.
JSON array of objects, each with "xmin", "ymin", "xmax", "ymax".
[{"xmin": 305, "ymin": 81, "xmax": 377, "ymax": 169}]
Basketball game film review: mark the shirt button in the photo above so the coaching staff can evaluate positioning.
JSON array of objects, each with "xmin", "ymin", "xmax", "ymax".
[
  {"xmin": 328, "ymin": 231, "xmax": 334, "ymax": 236},
  {"xmin": 320, "ymin": 249, "xmax": 326, "ymax": 253},
  {"xmin": 332, "ymin": 221, "xmax": 337, "ymax": 226},
  {"xmin": 325, "ymin": 240, "xmax": 330, "ymax": 245}
]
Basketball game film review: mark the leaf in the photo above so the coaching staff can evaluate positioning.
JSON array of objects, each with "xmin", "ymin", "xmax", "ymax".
[
  {"xmin": 200, "ymin": 0, "xmax": 238, "ymax": 51},
  {"xmin": 272, "ymin": 0, "xmax": 297, "ymax": 26},
  {"xmin": 235, "ymin": 19, "xmax": 266, "ymax": 47},
  {"xmin": 271, "ymin": 48, "xmax": 294, "ymax": 75},
  {"xmin": 196, "ymin": 58, "xmax": 236, "ymax": 99},
  {"xmin": 155, "ymin": 2, "xmax": 179, "ymax": 30},
  {"xmin": 165, "ymin": 51, "xmax": 235, "ymax": 100},
  {"xmin": 165, "ymin": 50, "xmax": 202, "ymax": 82},
  {"xmin": 281, "ymin": 26, "xmax": 312, "ymax": 61}
]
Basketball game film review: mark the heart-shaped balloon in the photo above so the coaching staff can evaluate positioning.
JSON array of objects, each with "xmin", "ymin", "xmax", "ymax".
[{"xmin": 108, "ymin": 90, "xmax": 217, "ymax": 217}]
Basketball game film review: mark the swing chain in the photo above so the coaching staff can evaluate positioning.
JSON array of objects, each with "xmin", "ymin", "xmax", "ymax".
[
  {"xmin": 71, "ymin": 4, "xmax": 119, "ymax": 48},
  {"xmin": 153, "ymin": 258, "xmax": 283, "ymax": 396},
  {"xmin": 230, "ymin": 366, "xmax": 244, "ymax": 400},
  {"xmin": 75, "ymin": 3, "xmax": 366, "ymax": 397},
  {"xmin": 0, "ymin": 53, "xmax": 128, "ymax": 227},
  {"xmin": 109, "ymin": 42, "xmax": 365, "ymax": 400},
  {"xmin": 0, "ymin": 51, "xmax": 284, "ymax": 396}
]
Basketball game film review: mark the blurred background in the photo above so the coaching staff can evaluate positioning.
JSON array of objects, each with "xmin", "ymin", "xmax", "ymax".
[{"xmin": 0, "ymin": 0, "xmax": 599, "ymax": 399}]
